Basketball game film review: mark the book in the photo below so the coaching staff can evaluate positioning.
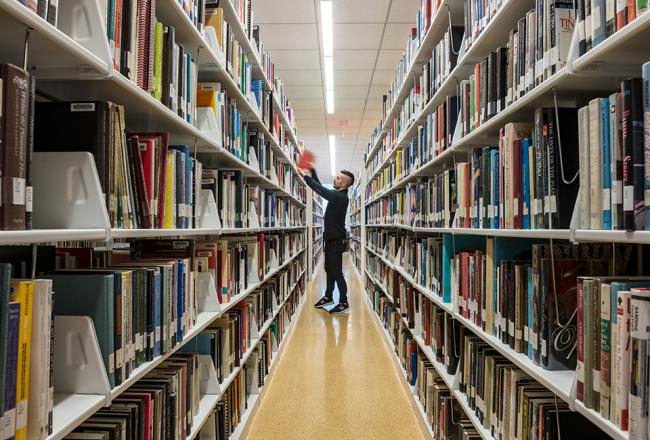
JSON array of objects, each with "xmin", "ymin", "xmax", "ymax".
[{"xmin": 11, "ymin": 280, "xmax": 34, "ymax": 440}]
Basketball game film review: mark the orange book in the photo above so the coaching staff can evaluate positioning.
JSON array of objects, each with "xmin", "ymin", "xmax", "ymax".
[{"xmin": 297, "ymin": 150, "xmax": 315, "ymax": 170}]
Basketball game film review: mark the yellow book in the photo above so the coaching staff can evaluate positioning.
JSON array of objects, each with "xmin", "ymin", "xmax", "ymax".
[
  {"xmin": 205, "ymin": 7, "xmax": 224, "ymax": 51},
  {"xmin": 196, "ymin": 84, "xmax": 218, "ymax": 111},
  {"xmin": 164, "ymin": 151, "xmax": 176, "ymax": 229},
  {"xmin": 11, "ymin": 280, "xmax": 34, "ymax": 440}
]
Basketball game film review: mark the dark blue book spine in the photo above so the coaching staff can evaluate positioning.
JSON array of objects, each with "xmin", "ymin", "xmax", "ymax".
[
  {"xmin": 601, "ymin": 98, "xmax": 612, "ymax": 229},
  {"xmin": 177, "ymin": 259, "xmax": 184, "ymax": 342},
  {"xmin": 522, "ymin": 138, "xmax": 531, "ymax": 229},
  {"xmin": 153, "ymin": 270, "xmax": 162, "ymax": 357}
]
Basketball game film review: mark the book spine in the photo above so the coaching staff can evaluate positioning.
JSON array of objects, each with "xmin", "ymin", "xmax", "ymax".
[
  {"xmin": 617, "ymin": 0, "xmax": 627, "ymax": 29},
  {"xmin": 632, "ymin": 78, "xmax": 646, "ymax": 230},
  {"xmin": 602, "ymin": 98, "xmax": 612, "ymax": 229},
  {"xmin": 2, "ymin": 303, "xmax": 19, "ymax": 440},
  {"xmin": 616, "ymin": 289, "xmax": 631, "ymax": 430},
  {"xmin": 577, "ymin": 279, "xmax": 585, "ymax": 402},
  {"xmin": 590, "ymin": 99, "xmax": 603, "ymax": 229},
  {"xmin": 610, "ymin": 93, "xmax": 620, "ymax": 230},
  {"xmin": 622, "ymin": 79, "xmax": 635, "ymax": 229},
  {"xmin": 11, "ymin": 281, "xmax": 33, "ymax": 440},
  {"xmin": 600, "ymin": 283, "xmax": 611, "ymax": 420},
  {"xmin": 578, "ymin": 106, "xmax": 591, "ymax": 229},
  {"xmin": 628, "ymin": 290, "xmax": 650, "ymax": 438},
  {"xmin": 644, "ymin": 62, "xmax": 650, "ymax": 229}
]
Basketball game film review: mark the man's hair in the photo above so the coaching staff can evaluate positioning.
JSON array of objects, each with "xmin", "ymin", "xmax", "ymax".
[{"xmin": 341, "ymin": 170, "xmax": 355, "ymax": 187}]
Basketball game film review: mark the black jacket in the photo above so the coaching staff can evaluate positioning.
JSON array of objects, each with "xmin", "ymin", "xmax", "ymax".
[{"xmin": 304, "ymin": 170, "xmax": 349, "ymax": 241}]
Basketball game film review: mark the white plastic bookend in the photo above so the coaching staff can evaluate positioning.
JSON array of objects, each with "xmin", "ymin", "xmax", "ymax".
[
  {"xmin": 53, "ymin": 316, "xmax": 111, "ymax": 401},
  {"xmin": 270, "ymin": 167, "xmax": 280, "ymax": 186},
  {"xmin": 249, "ymin": 315, "xmax": 259, "ymax": 339},
  {"xmin": 569, "ymin": 190, "xmax": 580, "ymax": 244},
  {"xmin": 247, "ymin": 244, "xmax": 260, "ymax": 285},
  {"xmin": 198, "ymin": 189, "xmax": 221, "ymax": 229},
  {"xmin": 197, "ymin": 107, "xmax": 222, "ymax": 148},
  {"xmin": 197, "ymin": 355, "xmax": 220, "ymax": 396},
  {"xmin": 32, "ymin": 152, "xmax": 111, "ymax": 230},
  {"xmin": 248, "ymin": 202, "xmax": 261, "ymax": 229},
  {"xmin": 284, "ymin": 171, "xmax": 292, "ymax": 192},
  {"xmin": 270, "ymin": 331, "xmax": 279, "ymax": 352},
  {"xmin": 394, "ymin": 247, "xmax": 402, "ymax": 267},
  {"xmin": 248, "ymin": 148, "xmax": 261, "ymax": 173},
  {"xmin": 194, "ymin": 272, "xmax": 222, "ymax": 315},
  {"xmin": 248, "ymin": 91, "xmax": 261, "ymax": 117},
  {"xmin": 57, "ymin": 0, "xmax": 113, "ymax": 77},
  {"xmin": 202, "ymin": 27, "xmax": 225, "ymax": 70},
  {"xmin": 269, "ymin": 249, "xmax": 279, "ymax": 271}
]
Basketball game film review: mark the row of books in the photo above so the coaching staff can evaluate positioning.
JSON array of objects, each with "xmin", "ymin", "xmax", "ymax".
[
  {"xmin": 0, "ymin": 272, "xmax": 53, "ymax": 440},
  {"xmin": 202, "ymin": 169, "xmax": 305, "ymax": 229},
  {"xmin": 458, "ymin": 5, "xmax": 575, "ymax": 138},
  {"xmin": 367, "ymin": 269, "xmax": 612, "ymax": 439},
  {"xmin": 197, "ymin": 289, "xmax": 303, "ymax": 439},
  {"xmin": 366, "ymin": 95, "xmax": 458, "ymax": 183},
  {"xmin": 577, "ymin": 0, "xmax": 649, "ymax": 56},
  {"xmin": 577, "ymin": 69, "xmax": 650, "ymax": 232},
  {"xmin": 63, "ymin": 352, "xmax": 201, "ymax": 440}
]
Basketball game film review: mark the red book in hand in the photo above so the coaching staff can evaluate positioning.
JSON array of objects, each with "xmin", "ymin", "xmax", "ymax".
[{"xmin": 297, "ymin": 150, "xmax": 315, "ymax": 171}]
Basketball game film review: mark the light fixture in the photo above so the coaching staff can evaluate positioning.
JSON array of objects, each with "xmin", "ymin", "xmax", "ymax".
[
  {"xmin": 320, "ymin": 1, "xmax": 333, "ymax": 57},
  {"xmin": 329, "ymin": 135, "xmax": 336, "ymax": 177},
  {"xmin": 321, "ymin": 1, "xmax": 334, "ymax": 114},
  {"xmin": 327, "ymin": 90, "xmax": 334, "ymax": 114}
]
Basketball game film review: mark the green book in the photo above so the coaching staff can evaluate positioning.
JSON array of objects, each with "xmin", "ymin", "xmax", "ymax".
[{"xmin": 154, "ymin": 21, "xmax": 164, "ymax": 101}]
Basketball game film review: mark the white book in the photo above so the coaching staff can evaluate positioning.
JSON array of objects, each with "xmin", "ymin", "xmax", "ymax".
[
  {"xmin": 588, "ymin": 99, "xmax": 603, "ymax": 229},
  {"xmin": 578, "ymin": 106, "xmax": 591, "ymax": 229},
  {"xmin": 629, "ymin": 288, "xmax": 650, "ymax": 438}
]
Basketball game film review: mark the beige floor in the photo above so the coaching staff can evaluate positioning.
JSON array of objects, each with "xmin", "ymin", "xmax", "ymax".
[{"xmin": 244, "ymin": 255, "xmax": 426, "ymax": 440}]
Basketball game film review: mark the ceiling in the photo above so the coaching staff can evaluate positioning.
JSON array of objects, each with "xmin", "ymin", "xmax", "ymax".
[{"xmin": 253, "ymin": 0, "xmax": 420, "ymax": 182}]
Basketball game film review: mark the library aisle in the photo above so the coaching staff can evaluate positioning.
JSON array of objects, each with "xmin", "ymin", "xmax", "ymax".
[{"xmin": 244, "ymin": 255, "xmax": 425, "ymax": 440}]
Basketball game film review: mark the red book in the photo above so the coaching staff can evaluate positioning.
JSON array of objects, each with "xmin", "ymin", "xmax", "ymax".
[
  {"xmin": 628, "ymin": 0, "xmax": 636, "ymax": 21},
  {"xmin": 297, "ymin": 150, "xmax": 315, "ymax": 171}
]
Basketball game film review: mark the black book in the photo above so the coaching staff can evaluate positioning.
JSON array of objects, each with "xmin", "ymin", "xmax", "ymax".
[
  {"xmin": 544, "ymin": 107, "xmax": 580, "ymax": 229},
  {"xmin": 162, "ymin": 26, "xmax": 176, "ymax": 110},
  {"xmin": 487, "ymin": 51, "xmax": 496, "ymax": 120},
  {"xmin": 496, "ymin": 47, "xmax": 508, "ymax": 113},
  {"xmin": 480, "ymin": 57, "xmax": 488, "ymax": 125},
  {"xmin": 621, "ymin": 78, "xmax": 643, "ymax": 230}
]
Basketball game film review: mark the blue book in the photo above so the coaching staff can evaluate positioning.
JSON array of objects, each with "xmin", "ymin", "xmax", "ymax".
[
  {"xmin": 47, "ymin": 273, "xmax": 116, "ymax": 387},
  {"xmin": 490, "ymin": 149, "xmax": 500, "ymax": 229},
  {"xmin": 409, "ymin": 350, "xmax": 417, "ymax": 386},
  {"xmin": 601, "ymin": 98, "xmax": 612, "ymax": 229},
  {"xmin": 643, "ymin": 62, "xmax": 650, "ymax": 229},
  {"xmin": 527, "ymin": 266, "xmax": 534, "ymax": 359},
  {"xmin": 522, "ymin": 138, "xmax": 531, "ymax": 229},
  {"xmin": 3, "ymin": 303, "xmax": 20, "ymax": 440}
]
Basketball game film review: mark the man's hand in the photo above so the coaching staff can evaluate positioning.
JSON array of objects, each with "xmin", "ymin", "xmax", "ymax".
[{"xmin": 298, "ymin": 168, "xmax": 308, "ymax": 176}]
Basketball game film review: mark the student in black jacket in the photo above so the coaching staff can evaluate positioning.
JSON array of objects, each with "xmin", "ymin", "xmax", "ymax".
[{"xmin": 300, "ymin": 166, "xmax": 354, "ymax": 313}]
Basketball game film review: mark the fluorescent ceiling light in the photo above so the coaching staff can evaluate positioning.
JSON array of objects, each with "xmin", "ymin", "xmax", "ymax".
[
  {"xmin": 321, "ymin": 1, "xmax": 333, "ymax": 57},
  {"xmin": 329, "ymin": 135, "xmax": 336, "ymax": 177},
  {"xmin": 327, "ymin": 90, "xmax": 334, "ymax": 114},
  {"xmin": 324, "ymin": 56, "xmax": 334, "ymax": 90}
]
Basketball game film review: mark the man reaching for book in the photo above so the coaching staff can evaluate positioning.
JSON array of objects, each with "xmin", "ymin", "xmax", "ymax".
[{"xmin": 299, "ymin": 161, "xmax": 354, "ymax": 313}]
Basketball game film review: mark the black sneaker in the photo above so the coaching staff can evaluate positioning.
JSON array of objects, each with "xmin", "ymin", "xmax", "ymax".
[
  {"xmin": 329, "ymin": 303, "xmax": 350, "ymax": 314},
  {"xmin": 314, "ymin": 297, "xmax": 334, "ymax": 308}
]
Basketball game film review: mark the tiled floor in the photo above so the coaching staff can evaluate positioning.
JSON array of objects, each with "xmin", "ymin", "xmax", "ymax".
[{"xmin": 244, "ymin": 255, "xmax": 426, "ymax": 440}]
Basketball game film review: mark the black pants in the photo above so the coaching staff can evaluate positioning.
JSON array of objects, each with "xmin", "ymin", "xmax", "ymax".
[{"xmin": 324, "ymin": 239, "xmax": 347, "ymax": 303}]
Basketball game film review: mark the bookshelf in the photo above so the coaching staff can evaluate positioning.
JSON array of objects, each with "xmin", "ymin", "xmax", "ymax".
[
  {"xmin": 0, "ymin": 0, "xmax": 313, "ymax": 438},
  {"xmin": 360, "ymin": 0, "xmax": 650, "ymax": 438},
  {"xmin": 308, "ymin": 192, "xmax": 325, "ymax": 279}
]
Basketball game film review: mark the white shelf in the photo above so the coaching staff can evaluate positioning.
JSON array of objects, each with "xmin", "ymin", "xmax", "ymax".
[
  {"xmin": 573, "ymin": 229, "xmax": 650, "ymax": 244},
  {"xmin": 186, "ymin": 394, "xmax": 221, "ymax": 440},
  {"xmin": 47, "ymin": 394, "xmax": 107, "ymax": 440},
  {"xmin": 110, "ymin": 225, "xmax": 307, "ymax": 239},
  {"xmin": 573, "ymin": 401, "xmax": 629, "ymax": 440},
  {"xmin": 0, "ymin": 0, "xmax": 108, "ymax": 76},
  {"xmin": 0, "ymin": 228, "xmax": 107, "ymax": 244}
]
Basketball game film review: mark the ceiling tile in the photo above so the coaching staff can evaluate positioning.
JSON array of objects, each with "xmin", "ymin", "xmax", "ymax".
[
  {"xmin": 297, "ymin": 109, "xmax": 326, "ymax": 119},
  {"xmin": 368, "ymin": 85, "xmax": 388, "ymax": 97},
  {"xmin": 335, "ymin": 86, "xmax": 370, "ymax": 99},
  {"xmin": 292, "ymin": 99, "xmax": 325, "ymax": 111},
  {"xmin": 388, "ymin": 0, "xmax": 421, "ymax": 22},
  {"xmin": 275, "ymin": 70, "xmax": 322, "ymax": 86},
  {"xmin": 332, "ymin": 0, "xmax": 390, "ymax": 23},
  {"xmin": 257, "ymin": 24, "xmax": 319, "ymax": 50},
  {"xmin": 335, "ymin": 99, "xmax": 367, "ymax": 110},
  {"xmin": 376, "ymin": 49, "xmax": 404, "ymax": 69},
  {"xmin": 334, "ymin": 24, "xmax": 384, "ymax": 49},
  {"xmin": 269, "ymin": 50, "xmax": 320, "ymax": 70},
  {"xmin": 335, "ymin": 70, "xmax": 373, "ymax": 86},
  {"xmin": 297, "ymin": 120, "xmax": 326, "ymax": 129},
  {"xmin": 253, "ymin": 0, "xmax": 316, "ymax": 23},
  {"xmin": 371, "ymin": 69, "xmax": 395, "ymax": 87},
  {"xmin": 326, "ymin": 109, "xmax": 365, "ymax": 120},
  {"xmin": 381, "ymin": 23, "xmax": 415, "ymax": 50},
  {"xmin": 364, "ymin": 99, "xmax": 383, "ymax": 111},
  {"xmin": 335, "ymin": 50, "xmax": 377, "ymax": 70},
  {"xmin": 288, "ymin": 86, "xmax": 323, "ymax": 99}
]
